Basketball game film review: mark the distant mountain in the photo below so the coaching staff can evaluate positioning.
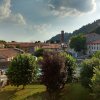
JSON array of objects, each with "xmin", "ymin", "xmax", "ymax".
[
  {"xmin": 49, "ymin": 33, "xmax": 72, "ymax": 43},
  {"xmin": 48, "ymin": 19, "xmax": 100, "ymax": 43},
  {"xmin": 73, "ymin": 19, "xmax": 100, "ymax": 35}
]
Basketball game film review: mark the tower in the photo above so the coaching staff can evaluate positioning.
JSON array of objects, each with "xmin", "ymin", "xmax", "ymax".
[{"xmin": 60, "ymin": 30, "xmax": 64, "ymax": 43}]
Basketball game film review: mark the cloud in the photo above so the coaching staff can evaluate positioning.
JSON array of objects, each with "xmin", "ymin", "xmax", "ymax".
[
  {"xmin": 48, "ymin": 0, "xmax": 96, "ymax": 17},
  {"xmin": 0, "ymin": 0, "xmax": 11, "ymax": 19},
  {"xmin": 8, "ymin": 13, "xmax": 26, "ymax": 25},
  {"xmin": 33, "ymin": 24, "xmax": 51, "ymax": 33},
  {"xmin": 0, "ymin": 0, "xmax": 26, "ymax": 25}
]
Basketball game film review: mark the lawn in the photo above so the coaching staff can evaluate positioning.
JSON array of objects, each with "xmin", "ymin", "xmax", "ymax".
[{"xmin": 0, "ymin": 83, "xmax": 94, "ymax": 100}]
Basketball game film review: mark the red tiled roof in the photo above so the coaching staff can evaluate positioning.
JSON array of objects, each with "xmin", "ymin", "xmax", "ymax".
[
  {"xmin": 7, "ymin": 42, "xmax": 35, "ymax": 47},
  {"xmin": 87, "ymin": 40, "xmax": 100, "ymax": 45},
  {"xmin": 42, "ymin": 44, "xmax": 61, "ymax": 49}
]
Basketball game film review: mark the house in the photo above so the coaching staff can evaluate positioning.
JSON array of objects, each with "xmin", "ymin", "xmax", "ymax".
[
  {"xmin": 0, "ymin": 43, "xmax": 5, "ymax": 48},
  {"xmin": 87, "ymin": 40, "xmax": 100, "ymax": 55},
  {"xmin": 84, "ymin": 33, "xmax": 100, "ymax": 55},
  {"xmin": 0, "ymin": 48, "xmax": 23, "ymax": 69},
  {"xmin": 42, "ymin": 44, "xmax": 61, "ymax": 51},
  {"xmin": 7, "ymin": 42, "xmax": 35, "ymax": 53}
]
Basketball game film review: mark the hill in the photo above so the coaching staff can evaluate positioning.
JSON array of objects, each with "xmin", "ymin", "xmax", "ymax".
[
  {"xmin": 49, "ymin": 33, "xmax": 72, "ymax": 43},
  {"xmin": 48, "ymin": 19, "xmax": 100, "ymax": 43}
]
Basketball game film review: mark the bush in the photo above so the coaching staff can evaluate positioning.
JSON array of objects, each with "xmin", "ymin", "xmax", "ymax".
[
  {"xmin": 61, "ymin": 53, "xmax": 77, "ymax": 83},
  {"xmin": 91, "ymin": 66, "xmax": 100, "ymax": 100},
  {"xmin": 80, "ymin": 57, "xmax": 100, "ymax": 89},
  {"xmin": 34, "ymin": 48, "xmax": 44, "ymax": 57},
  {"xmin": 41, "ymin": 51, "xmax": 67, "ymax": 92},
  {"xmin": 92, "ymin": 50, "xmax": 100, "ymax": 59}
]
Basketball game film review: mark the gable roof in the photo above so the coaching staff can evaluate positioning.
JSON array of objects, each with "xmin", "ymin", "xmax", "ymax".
[
  {"xmin": 42, "ymin": 44, "xmax": 61, "ymax": 49},
  {"xmin": 0, "ymin": 48, "xmax": 20, "ymax": 58},
  {"xmin": 87, "ymin": 40, "xmax": 100, "ymax": 45}
]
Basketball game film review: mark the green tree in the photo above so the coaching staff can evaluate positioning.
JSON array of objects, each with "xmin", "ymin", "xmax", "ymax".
[
  {"xmin": 34, "ymin": 48, "xmax": 44, "ymax": 57},
  {"xmin": 69, "ymin": 35, "xmax": 87, "ymax": 54},
  {"xmin": 80, "ymin": 57, "xmax": 100, "ymax": 89},
  {"xmin": 61, "ymin": 53, "xmax": 76, "ymax": 83},
  {"xmin": 0, "ymin": 40, "xmax": 6, "ymax": 44},
  {"xmin": 6, "ymin": 54, "xmax": 39, "ymax": 89},
  {"xmin": 92, "ymin": 50, "xmax": 100, "ymax": 59},
  {"xmin": 91, "ymin": 66, "xmax": 100, "ymax": 100}
]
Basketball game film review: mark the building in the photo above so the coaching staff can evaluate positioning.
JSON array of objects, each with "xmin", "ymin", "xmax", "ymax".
[
  {"xmin": 0, "ymin": 43, "xmax": 5, "ymax": 48},
  {"xmin": 60, "ymin": 30, "xmax": 64, "ymax": 43},
  {"xmin": 42, "ymin": 44, "xmax": 61, "ymax": 51},
  {"xmin": 0, "ymin": 48, "xmax": 23, "ymax": 69},
  {"xmin": 7, "ymin": 42, "xmax": 35, "ymax": 53},
  {"xmin": 87, "ymin": 40, "xmax": 100, "ymax": 54},
  {"xmin": 85, "ymin": 33, "xmax": 100, "ymax": 55}
]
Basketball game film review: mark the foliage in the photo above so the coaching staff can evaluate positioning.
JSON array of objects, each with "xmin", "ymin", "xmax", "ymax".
[
  {"xmin": 0, "ymin": 40, "xmax": 6, "ymax": 44},
  {"xmin": 61, "ymin": 52, "xmax": 77, "ymax": 83},
  {"xmin": 69, "ymin": 35, "xmax": 87, "ymax": 53},
  {"xmin": 91, "ymin": 66, "xmax": 100, "ymax": 100},
  {"xmin": 80, "ymin": 57, "xmax": 100, "ymax": 88},
  {"xmin": 41, "ymin": 51, "xmax": 67, "ymax": 92},
  {"xmin": 92, "ymin": 50, "xmax": 100, "ymax": 59},
  {"xmin": 6, "ymin": 54, "xmax": 39, "ymax": 88},
  {"xmin": 34, "ymin": 48, "xmax": 44, "ymax": 57}
]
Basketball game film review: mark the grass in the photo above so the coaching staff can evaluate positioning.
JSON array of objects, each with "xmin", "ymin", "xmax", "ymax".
[
  {"xmin": 0, "ymin": 85, "xmax": 46, "ymax": 100},
  {"xmin": 0, "ymin": 83, "xmax": 94, "ymax": 100}
]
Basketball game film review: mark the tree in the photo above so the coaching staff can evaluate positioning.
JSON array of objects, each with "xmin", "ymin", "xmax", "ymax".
[
  {"xmin": 61, "ymin": 52, "xmax": 76, "ymax": 83},
  {"xmin": 92, "ymin": 50, "xmax": 100, "ymax": 59},
  {"xmin": 69, "ymin": 35, "xmax": 87, "ymax": 54},
  {"xmin": 34, "ymin": 48, "xmax": 44, "ymax": 57},
  {"xmin": 0, "ymin": 40, "xmax": 6, "ymax": 44},
  {"xmin": 6, "ymin": 54, "xmax": 39, "ymax": 89},
  {"xmin": 91, "ymin": 66, "xmax": 100, "ymax": 100},
  {"xmin": 80, "ymin": 57, "xmax": 100, "ymax": 89},
  {"xmin": 41, "ymin": 51, "xmax": 67, "ymax": 92}
]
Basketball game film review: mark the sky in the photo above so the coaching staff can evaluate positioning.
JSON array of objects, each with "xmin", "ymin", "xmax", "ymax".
[{"xmin": 0, "ymin": 0, "xmax": 100, "ymax": 42}]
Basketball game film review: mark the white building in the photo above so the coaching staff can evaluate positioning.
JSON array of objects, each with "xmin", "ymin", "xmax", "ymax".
[{"xmin": 87, "ymin": 40, "xmax": 100, "ymax": 55}]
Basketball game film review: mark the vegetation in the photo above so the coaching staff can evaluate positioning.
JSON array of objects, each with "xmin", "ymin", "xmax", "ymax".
[
  {"xmin": 61, "ymin": 53, "xmax": 77, "ymax": 83},
  {"xmin": 91, "ymin": 66, "xmax": 100, "ymax": 100},
  {"xmin": 0, "ymin": 85, "xmax": 46, "ymax": 100},
  {"xmin": 80, "ymin": 57, "xmax": 100, "ymax": 89},
  {"xmin": 6, "ymin": 54, "xmax": 39, "ymax": 89},
  {"xmin": 48, "ymin": 33, "xmax": 72, "ymax": 43},
  {"xmin": 0, "ymin": 84, "xmax": 94, "ymax": 100},
  {"xmin": 34, "ymin": 48, "xmax": 44, "ymax": 57},
  {"xmin": 69, "ymin": 35, "xmax": 87, "ymax": 53},
  {"xmin": 92, "ymin": 50, "xmax": 100, "ymax": 59},
  {"xmin": 41, "ymin": 51, "xmax": 67, "ymax": 92}
]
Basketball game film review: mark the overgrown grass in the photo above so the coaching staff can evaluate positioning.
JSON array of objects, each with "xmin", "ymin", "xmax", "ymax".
[{"xmin": 0, "ymin": 83, "xmax": 94, "ymax": 100}]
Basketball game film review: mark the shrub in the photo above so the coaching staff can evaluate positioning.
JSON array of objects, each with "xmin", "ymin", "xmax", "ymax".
[
  {"xmin": 91, "ymin": 66, "xmax": 100, "ymax": 100},
  {"xmin": 41, "ymin": 51, "xmax": 67, "ymax": 92},
  {"xmin": 34, "ymin": 48, "xmax": 44, "ymax": 57},
  {"xmin": 61, "ymin": 53, "xmax": 77, "ymax": 83},
  {"xmin": 80, "ymin": 57, "xmax": 100, "ymax": 89},
  {"xmin": 92, "ymin": 50, "xmax": 100, "ymax": 59}
]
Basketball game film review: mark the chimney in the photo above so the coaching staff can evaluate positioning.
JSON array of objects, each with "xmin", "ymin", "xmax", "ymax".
[{"xmin": 60, "ymin": 30, "xmax": 64, "ymax": 43}]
